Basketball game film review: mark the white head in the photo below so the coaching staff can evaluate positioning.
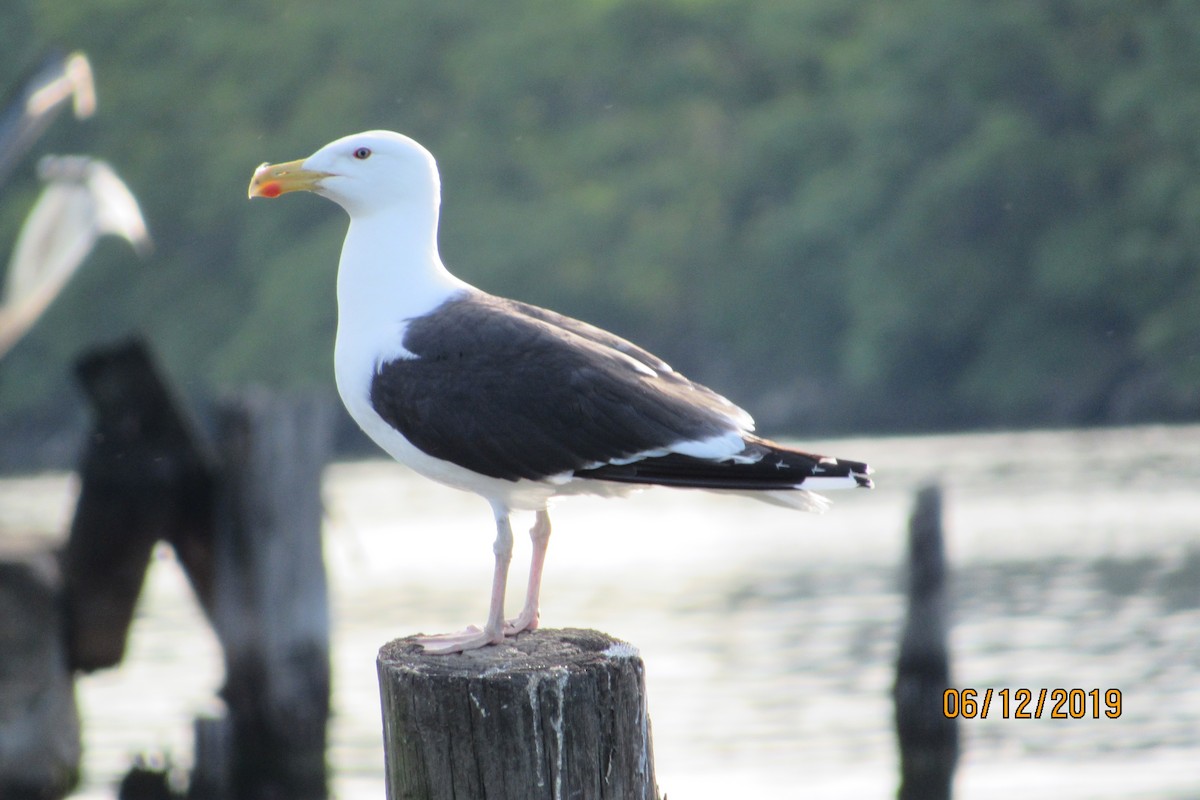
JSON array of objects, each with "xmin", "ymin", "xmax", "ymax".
[{"xmin": 248, "ymin": 130, "xmax": 441, "ymax": 219}]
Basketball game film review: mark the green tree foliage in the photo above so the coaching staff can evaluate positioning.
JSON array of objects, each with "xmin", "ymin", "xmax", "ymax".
[{"xmin": 2, "ymin": 0, "xmax": 1197, "ymax": 441}]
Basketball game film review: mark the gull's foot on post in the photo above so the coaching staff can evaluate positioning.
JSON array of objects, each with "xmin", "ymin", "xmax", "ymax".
[
  {"xmin": 412, "ymin": 612, "xmax": 536, "ymax": 653},
  {"xmin": 413, "ymin": 506, "xmax": 516, "ymax": 654},
  {"xmin": 412, "ymin": 624, "xmax": 508, "ymax": 655},
  {"xmin": 503, "ymin": 607, "xmax": 539, "ymax": 636},
  {"xmin": 414, "ymin": 508, "xmax": 550, "ymax": 653}
]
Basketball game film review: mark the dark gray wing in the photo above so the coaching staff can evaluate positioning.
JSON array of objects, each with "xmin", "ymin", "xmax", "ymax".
[{"xmin": 369, "ymin": 292, "xmax": 751, "ymax": 482}]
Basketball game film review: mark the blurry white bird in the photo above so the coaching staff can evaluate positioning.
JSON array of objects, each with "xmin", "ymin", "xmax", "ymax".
[{"xmin": 0, "ymin": 155, "xmax": 151, "ymax": 358}]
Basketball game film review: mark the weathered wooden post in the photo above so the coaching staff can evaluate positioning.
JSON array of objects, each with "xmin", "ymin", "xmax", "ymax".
[
  {"xmin": 1, "ymin": 338, "xmax": 335, "ymax": 798},
  {"xmin": 63, "ymin": 340, "xmax": 215, "ymax": 671},
  {"xmin": 0, "ymin": 546, "xmax": 80, "ymax": 799},
  {"xmin": 893, "ymin": 484, "xmax": 958, "ymax": 800},
  {"xmin": 377, "ymin": 628, "xmax": 659, "ymax": 800},
  {"xmin": 202, "ymin": 388, "xmax": 334, "ymax": 800}
]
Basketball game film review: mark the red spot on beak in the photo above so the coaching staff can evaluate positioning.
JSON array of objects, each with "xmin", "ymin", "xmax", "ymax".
[{"xmin": 260, "ymin": 182, "xmax": 282, "ymax": 198}]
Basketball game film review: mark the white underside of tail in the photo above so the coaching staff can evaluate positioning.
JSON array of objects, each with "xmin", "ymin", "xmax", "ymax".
[
  {"xmin": 723, "ymin": 488, "xmax": 833, "ymax": 513},
  {"xmin": 720, "ymin": 472, "xmax": 865, "ymax": 513},
  {"xmin": 740, "ymin": 473, "xmax": 864, "ymax": 514},
  {"xmin": 555, "ymin": 479, "xmax": 835, "ymax": 513}
]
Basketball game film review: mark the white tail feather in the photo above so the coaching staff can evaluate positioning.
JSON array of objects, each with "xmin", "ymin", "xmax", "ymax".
[{"xmin": 723, "ymin": 488, "xmax": 832, "ymax": 513}]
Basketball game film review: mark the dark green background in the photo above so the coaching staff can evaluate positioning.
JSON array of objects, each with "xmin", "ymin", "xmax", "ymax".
[{"xmin": 3, "ymin": 0, "xmax": 1197, "ymax": 453}]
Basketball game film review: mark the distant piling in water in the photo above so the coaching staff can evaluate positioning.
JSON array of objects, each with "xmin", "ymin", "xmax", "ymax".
[{"xmin": 893, "ymin": 484, "xmax": 958, "ymax": 800}]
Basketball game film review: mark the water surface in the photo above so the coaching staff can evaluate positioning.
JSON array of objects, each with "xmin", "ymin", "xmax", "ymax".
[{"xmin": 3, "ymin": 425, "xmax": 1197, "ymax": 798}]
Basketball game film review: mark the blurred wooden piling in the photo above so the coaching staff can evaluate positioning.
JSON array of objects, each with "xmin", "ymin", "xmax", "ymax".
[
  {"xmin": 3, "ymin": 338, "xmax": 333, "ymax": 799},
  {"xmin": 377, "ymin": 628, "xmax": 658, "ymax": 800},
  {"xmin": 893, "ymin": 484, "xmax": 958, "ymax": 800},
  {"xmin": 63, "ymin": 340, "xmax": 215, "ymax": 671},
  {"xmin": 0, "ymin": 547, "xmax": 80, "ymax": 800},
  {"xmin": 200, "ymin": 389, "xmax": 334, "ymax": 800}
]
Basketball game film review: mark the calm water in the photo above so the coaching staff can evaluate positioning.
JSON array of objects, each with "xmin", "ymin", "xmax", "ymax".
[{"xmin": 2, "ymin": 425, "xmax": 1198, "ymax": 799}]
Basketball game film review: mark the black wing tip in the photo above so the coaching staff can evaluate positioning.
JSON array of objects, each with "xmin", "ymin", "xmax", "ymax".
[{"xmin": 834, "ymin": 457, "xmax": 874, "ymax": 489}]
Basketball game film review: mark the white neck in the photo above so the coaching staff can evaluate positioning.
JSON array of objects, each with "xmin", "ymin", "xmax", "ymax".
[
  {"xmin": 332, "ymin": 204, "xmax": 474, "ymax": 428},
  {"xmin": 335, "ymin": 204, "xmax": 471, "ymax": 336}
]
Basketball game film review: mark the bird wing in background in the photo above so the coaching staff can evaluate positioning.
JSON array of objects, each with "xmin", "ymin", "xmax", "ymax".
[
  {"xmin": 0, "ymin": 156, "xmax": 151, "ymax": 358},
  {"xmin": 85, "ymin": 159, "xmax": 152, "ymax": 257}
]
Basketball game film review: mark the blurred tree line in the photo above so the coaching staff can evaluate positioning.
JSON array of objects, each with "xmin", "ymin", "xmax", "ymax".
[{"xmin": 1, "ymin": 0, "xmax": 1197, "ymax": 455}]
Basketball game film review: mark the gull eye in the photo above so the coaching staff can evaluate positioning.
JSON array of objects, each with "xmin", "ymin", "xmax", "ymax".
[{"xmin": 353, "ymin": 146, "xmax": 372, "ymax": 160}]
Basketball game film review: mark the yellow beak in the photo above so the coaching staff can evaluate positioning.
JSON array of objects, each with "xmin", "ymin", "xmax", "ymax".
[{"xmin": 247, "ymin": 158, "xmax": 332, "ymax": 199}]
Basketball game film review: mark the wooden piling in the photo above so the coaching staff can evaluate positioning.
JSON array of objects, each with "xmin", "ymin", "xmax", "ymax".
[
  {"xmin": 207, "ymin": 388, "xmax": 334, "ymax": 800},
  {"xmin": 893, "ymin": 484, "xmax": 958, "ymax": 800},
  {"xmin": 62, "ymin": 339, "xmax": 215, "ymax": 671},
  {"xmin": 0, "ymin": 546, "xmax": 80, "ymax": 799},
  {"xmin": 3, "ymin": 338, "xmax": 334, "ymax": 798},
  {"xmin": 377, "ymin": 628, "xmax": 658, "ymax": 800}
]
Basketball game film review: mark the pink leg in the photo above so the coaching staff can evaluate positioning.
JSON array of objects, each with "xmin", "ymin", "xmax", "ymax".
[
  {"xmin": 505, "ymin": 509, "xmax": 551, "ymax": 634},
  {"xmin": 414, "ymin": 507, "xmax": 514, "ymax": 654}
]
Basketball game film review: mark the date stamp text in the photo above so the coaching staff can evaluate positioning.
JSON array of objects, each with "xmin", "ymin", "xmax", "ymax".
[{"xmin": 942, "ymin": 688, "xmax": 1122, "ymax": 719}]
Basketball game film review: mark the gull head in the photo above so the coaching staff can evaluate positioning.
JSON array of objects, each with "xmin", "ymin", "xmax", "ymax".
[{"xmin": 248, "ymin": 130, "xmax": 440, "ymax": 218}]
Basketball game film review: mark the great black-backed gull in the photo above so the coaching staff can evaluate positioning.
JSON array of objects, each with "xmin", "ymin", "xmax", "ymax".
[{"xmin": 248, "ymin": 130, "xmax": 872, "ymax": 653}]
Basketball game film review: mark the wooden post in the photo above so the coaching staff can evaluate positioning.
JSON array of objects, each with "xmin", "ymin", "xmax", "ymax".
[
  {"xmin": 0, "ymin": 546, "xmax": 81, "ymax": 799},
  {"xmin": 205, "ymin": 388, "xmax": 334, "ymax": 800},
  {"xmin": 62, "ymin": 339, "xmax": 215, "ymax": 671},
  {"xmin": 5, "ymin": 339, "xmax": 333, "ymax": 798},
  {"xmin": 377, "ymin": 628, "xmax": 658, "ymax": 800},
  {"xmin": 893, "ymin": 484, "xmax": 958, "ymax": 800}
]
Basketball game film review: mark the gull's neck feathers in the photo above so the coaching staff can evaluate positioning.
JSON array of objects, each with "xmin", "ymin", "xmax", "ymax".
[
  {"xmin": 331, "ymin": 167, "xmax": 473, "ymax": 432},
  {"xmin": 334, "ymin": 181, "xmax": 472, "ymax": 351}
]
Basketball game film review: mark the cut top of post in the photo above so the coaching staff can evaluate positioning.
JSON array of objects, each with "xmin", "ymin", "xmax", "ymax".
[{"xmin": 378, "ymin": 627, "xmax": 641, "ymax": 677}]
